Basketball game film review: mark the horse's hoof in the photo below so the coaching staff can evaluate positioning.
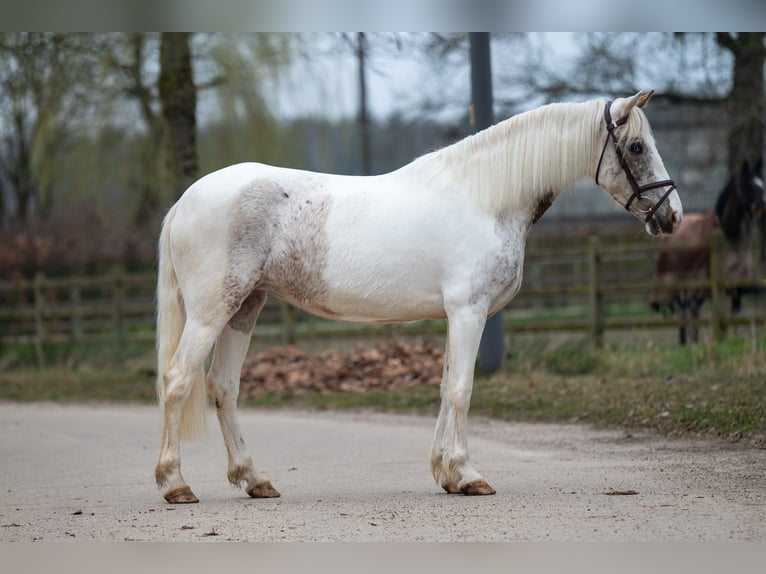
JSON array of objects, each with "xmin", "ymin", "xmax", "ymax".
[
  {"xmin": 247, "ymin": 481, "xmax": 281, "ymax": 498},
  {"xmin": 460, "ymin": 479, "xmax": 496, "ymax": 496},
  {"xmin": 164, "ymin": 486, "xmax": 199, "ymax": 504}
]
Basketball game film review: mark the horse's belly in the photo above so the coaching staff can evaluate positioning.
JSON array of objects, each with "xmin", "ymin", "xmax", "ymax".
[
  {"xmin": 266, "ymin": 281, "xmax": 446, "ymax": 324},
  {"xmin": 262, "ymin": 243, "xmax": 448, "ymax": 323},
  {"xmin": 316, "ymin": 304, "xmax": 446, "ymax": 324},
  {"xmin": 314, "ymin": 253, "xmax": 448, "ymax": 322}
]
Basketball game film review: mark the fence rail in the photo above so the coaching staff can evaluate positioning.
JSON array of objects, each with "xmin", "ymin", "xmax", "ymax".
[{"xmin": 2, "ymin": 232, "xmax": 765, "ymax": 366}]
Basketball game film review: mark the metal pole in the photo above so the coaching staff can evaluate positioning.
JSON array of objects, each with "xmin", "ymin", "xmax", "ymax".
[
  {"xmin": 469, "ymin": 33, "xmax": 494, "ymax": 130},
  {"xmin": 357, "ymin": 32, "xmax": 371, "ymax": 176},
  {"xmin": 470, "ymin": 33, "xmax": 504, "ymax": 372}
]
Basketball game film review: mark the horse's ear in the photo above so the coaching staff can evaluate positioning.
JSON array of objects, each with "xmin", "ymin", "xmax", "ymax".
[
  {"xmin": 637, "ymin": 90, "xmax": 655, "ymax": 108},
  {"xmin": 610, "ymin": 92, "xmax": 643, "ymax": 120}
]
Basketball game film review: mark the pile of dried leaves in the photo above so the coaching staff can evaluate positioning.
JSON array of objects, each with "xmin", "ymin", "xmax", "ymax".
[{"xmin": 240, "ymin": 340, "xmax": 444, "ymax": 397}]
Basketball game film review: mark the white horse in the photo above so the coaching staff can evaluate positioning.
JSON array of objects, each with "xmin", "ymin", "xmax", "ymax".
[{"xmin": 155, "ymin": 91, "xmax": 682, "ymax": 503}]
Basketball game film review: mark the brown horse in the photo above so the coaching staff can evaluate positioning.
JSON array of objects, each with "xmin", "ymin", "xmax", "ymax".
[{"xmin": 651, "ymin": 160, "xmax": 765, "ymax": 344}]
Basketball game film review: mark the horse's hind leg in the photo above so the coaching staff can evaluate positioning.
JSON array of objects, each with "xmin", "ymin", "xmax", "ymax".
[
  {"xmin": 156, "ymin": 317, "xmax": 223, "ymax": 503},
  {"xmin": 207, "ymin": 290, "xmax": 280, "ymax": 499}
]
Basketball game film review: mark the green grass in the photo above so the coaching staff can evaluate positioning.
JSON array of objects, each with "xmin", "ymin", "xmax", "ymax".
[
  {"xmin": 0, "ymin": 366, "xmax": 157, "ymax": 403},
  {"xmin": 1, "ymin": 334, "xmax": 764, "ymax": 444},
  {"xmin": 0, "ymin": 340, "xmax": 157, "ymax": 403},
  {"xmin": 478, "ymin": 371, "xmax": 764, "ymax": 438}
]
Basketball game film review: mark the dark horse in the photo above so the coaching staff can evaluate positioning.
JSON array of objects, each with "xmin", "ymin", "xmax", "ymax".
[{"xmin": 651, "ymin": 160, "xmax": 765, "ymax": 344}]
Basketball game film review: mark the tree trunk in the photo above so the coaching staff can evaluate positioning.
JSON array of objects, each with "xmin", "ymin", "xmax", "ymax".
[
  {"xmin": 10, "ymin": 109, "xmax": 35, "ymax": 224},
  {"xmin": 159, "ymin": 33, "xmax": 198, "ymax": 200},
  {"xmin": 716, "ymin": 33, "xmax": 766, "ymax": 172}
]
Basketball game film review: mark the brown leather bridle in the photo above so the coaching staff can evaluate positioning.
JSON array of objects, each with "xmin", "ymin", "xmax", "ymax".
[{"xmin": 595, "ymin": 100, "xmax": 676, "ymax": 223}]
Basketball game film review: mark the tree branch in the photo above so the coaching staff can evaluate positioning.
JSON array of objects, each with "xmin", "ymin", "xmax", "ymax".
[{"xmin": 715, "ymin": 32, "xmax": 737, "ymax": 54}]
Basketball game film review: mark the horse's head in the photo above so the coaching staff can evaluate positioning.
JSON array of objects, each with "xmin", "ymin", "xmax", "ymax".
[{"xmin": 595, "ymin": 90, "xmax": 683, "ymax": 236}]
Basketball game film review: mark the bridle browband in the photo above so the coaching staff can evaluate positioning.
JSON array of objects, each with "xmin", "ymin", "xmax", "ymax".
[{"xmin": 595, "ymin": 100, "xmax": 676, "ymax": 223}]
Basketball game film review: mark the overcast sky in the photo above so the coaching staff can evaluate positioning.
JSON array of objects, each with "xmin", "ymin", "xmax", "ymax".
[
  {"xmin": 254, "ymin": 33, "xmax": 579, "ymax": 123},
  {"xmin": 250, "ymin": 32, "xmax": 731, "ymax": 125}
]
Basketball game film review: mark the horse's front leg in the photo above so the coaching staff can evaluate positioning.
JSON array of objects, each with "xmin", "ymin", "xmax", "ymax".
[
  {"xmin": 430, "ymin": 307, "xmax": 495, "ymax": 495},
  {"xmin": 689, "ymin": 298, "xmax": 702, "ymax": 344},
  {"xmin": 429, "ymin": 337, "xmax": 450, "ymax": 481},
  {"xmin": 677, "ymin": 298, "xmax": 688, "ymax": 345}
]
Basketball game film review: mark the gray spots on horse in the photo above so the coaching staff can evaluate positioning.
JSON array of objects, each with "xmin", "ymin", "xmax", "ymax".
[
  {"xmin": 228, "ymin": 290, "xmax": 267, "ymax": 334},
  {"xmin": 262, "ymin": 193, "xmax": 332, "ymax": 309},
  {"xmin": 220, "ymin": 177, "xmax": 333, "ymax": 323},
  {"xmin": 627, "ymin": 140, "xmax": 658, "ymax": 184},
  {"xmin": 529, "ymin": 190, "xmax": 555, "ymax": 227},
  {"xmin": 223, "ymin": 180, "xmax": 288, "ymax": 317},
  {"xmin": 469, "ymin": 215, "xmax": 525, "ymax": 312}
]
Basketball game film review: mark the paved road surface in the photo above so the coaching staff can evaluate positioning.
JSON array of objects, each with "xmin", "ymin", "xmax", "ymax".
[{"xmin": 1, "ymin": 402, "xmax": 764, "ymax": 541}]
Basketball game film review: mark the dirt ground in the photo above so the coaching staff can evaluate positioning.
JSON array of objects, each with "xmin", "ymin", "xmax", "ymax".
[{"xmin": 1, "ymin": 401, "xmax": 764, "ymax": 542}]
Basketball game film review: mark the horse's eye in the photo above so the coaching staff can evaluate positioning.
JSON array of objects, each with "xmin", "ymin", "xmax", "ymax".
[{"xmin": 629, "ymin": 141, "xmax": 643, "ymax": 154}]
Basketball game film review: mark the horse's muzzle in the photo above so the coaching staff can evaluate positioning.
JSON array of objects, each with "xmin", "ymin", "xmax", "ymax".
[{"xmin": 647, "ymin": 207, "xmax": 681, "ymax": 236}]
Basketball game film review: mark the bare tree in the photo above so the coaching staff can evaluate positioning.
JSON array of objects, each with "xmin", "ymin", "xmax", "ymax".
[
  {"xmin": 716, "ymin": 32, "xmax": 766, "ymax": 171},
  {"xmin": 0, "ymin": 33, "xmax": 97, "ymax": 226},
  {"xmin": 102, "ymin": 33, "xmax": 165, "ymax": 225},
  {"xmin": 106, "ymin": 33, "xmax": 289, "ymax": 222},
  {"xmin": 159, "ymin": 33, "xmax": 198, "ymax": 200}
]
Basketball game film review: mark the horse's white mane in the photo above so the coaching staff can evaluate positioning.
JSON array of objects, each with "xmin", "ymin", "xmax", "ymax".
[{"xmin": 416, "ymin": 97, "xmax": 652, "ymax": 216}]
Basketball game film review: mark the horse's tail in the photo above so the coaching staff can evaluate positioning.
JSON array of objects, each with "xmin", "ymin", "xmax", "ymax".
[{"xmin": 156, "ymin": 205, "xmax": 207, "ymax": 440}]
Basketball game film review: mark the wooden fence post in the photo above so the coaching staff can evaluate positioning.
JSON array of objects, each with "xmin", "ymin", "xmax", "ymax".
[
  {"xmin": 33, "ymin": 272, "xmax": 46, "ymax": 368},
  {"xmin": 587, "ymin": 235, "xmax": 604, "ymax": 348},
  {"xmin": 709, "ymin": 230, "xmax": 724, "ymax": 343},
  {"xmin": 280, "ymin": 301, "xmax": 296, "ymax": 345},
  {"xmin": 70, "ymin": 283, "xmax": 83, "ymax": 342},
  {"xmin": 113, "ymin": 267, "xmax": 126, "ymax": 351}
]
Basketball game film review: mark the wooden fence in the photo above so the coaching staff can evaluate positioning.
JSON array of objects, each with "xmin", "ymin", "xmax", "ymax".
[
  {"xmin": 512, "ymin": 234, "xmax": 765, "ymax": 346},
  {"xmin": 2, "ymin": 232, "xmax": 765, "ymax": 366}
]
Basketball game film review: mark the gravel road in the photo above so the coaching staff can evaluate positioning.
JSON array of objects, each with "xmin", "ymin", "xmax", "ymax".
[{"xmin": 1, "ymin": 401, "xmax": 764, "ymax": 542}]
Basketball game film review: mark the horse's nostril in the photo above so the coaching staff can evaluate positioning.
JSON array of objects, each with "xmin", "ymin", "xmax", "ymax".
[{"xmin": 671, "ymin": 210, "xmax": 680, "ymax": 227}]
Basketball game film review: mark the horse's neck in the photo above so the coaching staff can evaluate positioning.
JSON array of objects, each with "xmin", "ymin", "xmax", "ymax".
[
  {"xmin": 435, "ymin": 100, "xmax": 602, "ymax": 218},
  {"xmin": 719, "ymin": 188, "xmax": 753, "ymax": 248}
]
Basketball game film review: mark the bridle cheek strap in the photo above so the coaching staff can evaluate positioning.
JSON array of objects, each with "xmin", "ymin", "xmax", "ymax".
[{"xmin": 595, "ymin": 101, "xmax": 676, "ymax": 223}]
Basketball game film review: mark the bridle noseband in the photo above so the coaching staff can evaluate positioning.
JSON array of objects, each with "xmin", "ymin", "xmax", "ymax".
[{"xmin": 595, "ymin": 101, "xmax": 676, "ymax": 223}]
